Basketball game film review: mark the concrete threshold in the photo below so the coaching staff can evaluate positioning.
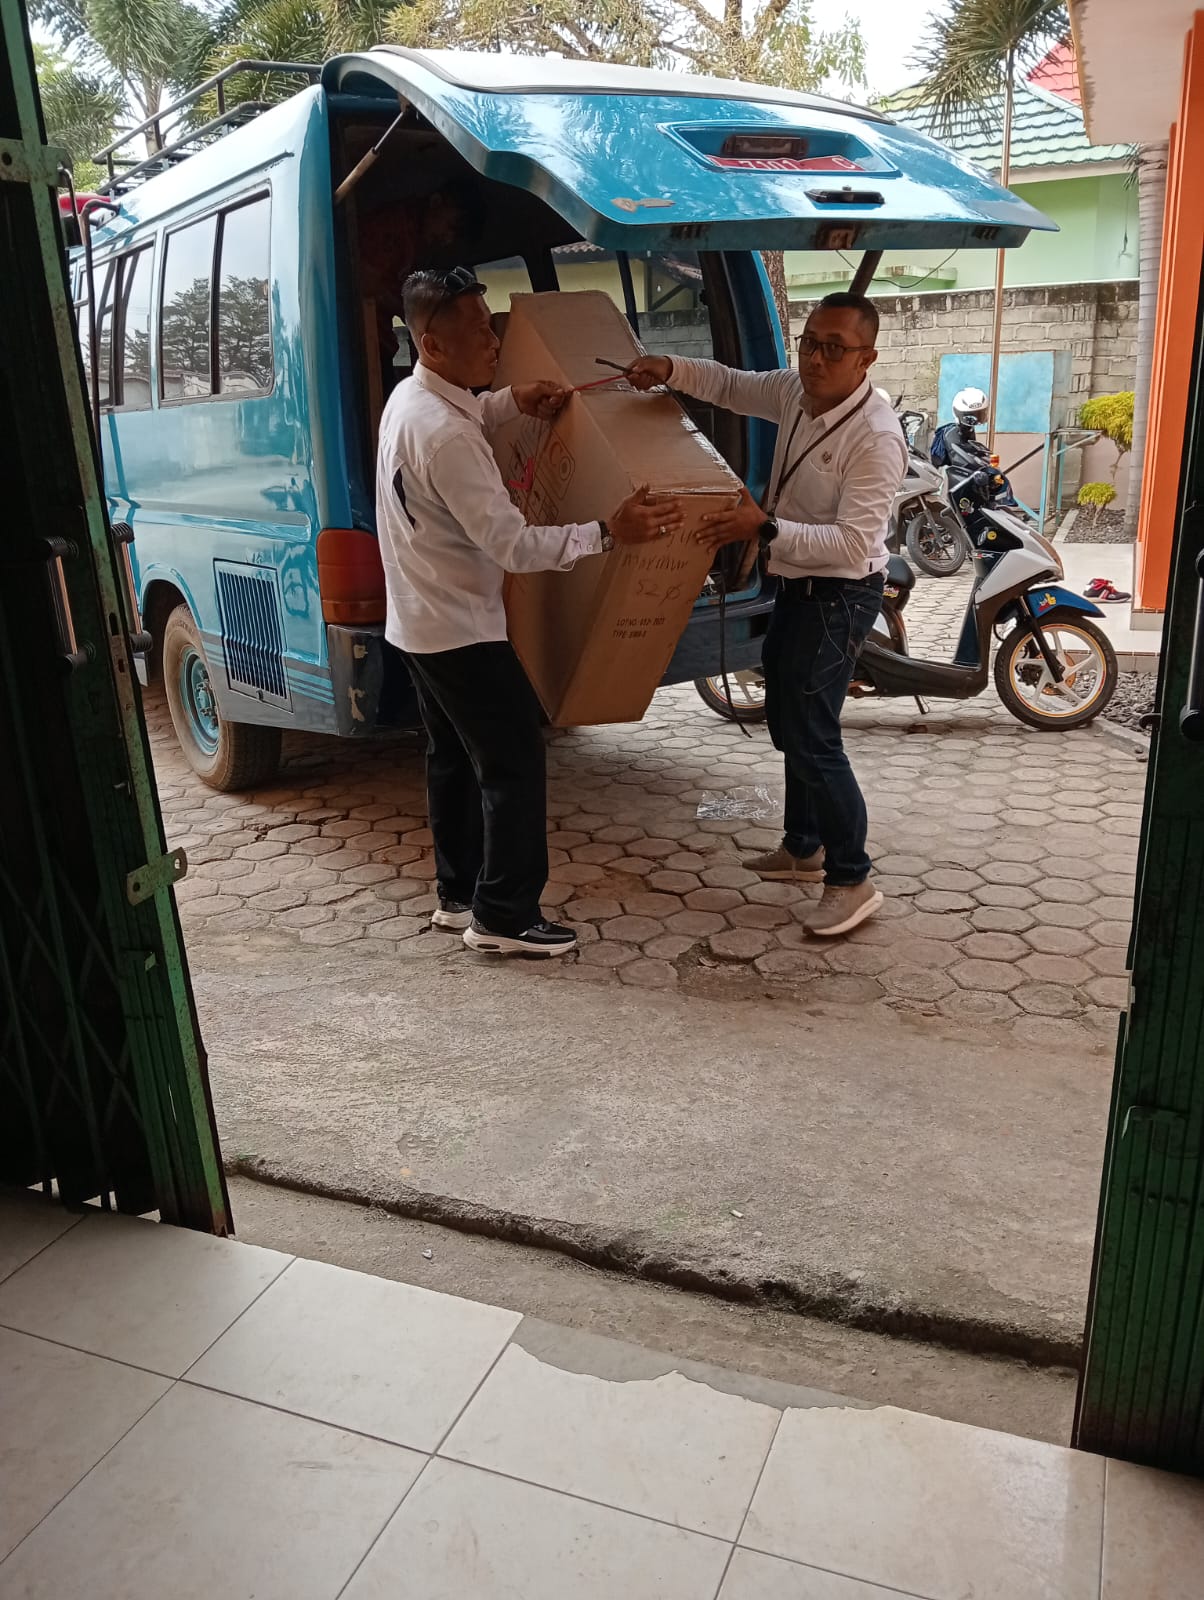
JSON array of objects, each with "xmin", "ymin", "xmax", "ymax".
[{"xmin": 226, "ymin": 1157, "xmax": 1084, "ymax": 1370}]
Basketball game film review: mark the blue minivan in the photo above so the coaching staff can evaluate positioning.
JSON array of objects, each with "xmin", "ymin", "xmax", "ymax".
[{"xmin": 72, "ymin": 47, "xmax": 1051, "ymax": 789}]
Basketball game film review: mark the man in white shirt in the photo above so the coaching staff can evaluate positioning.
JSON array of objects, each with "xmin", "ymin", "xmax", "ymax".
[
  {"xmin": 376, "ymin": 266, "xmax": 682, "ymax": 958},
  {"xmin": 627, "ymin": 293, "xmax": 907, "ymax": 937}
]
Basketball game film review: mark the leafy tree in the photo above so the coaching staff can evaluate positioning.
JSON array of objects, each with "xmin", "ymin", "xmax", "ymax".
[
  {"xmin": 910, "ymin": 2, "xmax": 1069, "ymax": 447},
  {"xmin": 384, "ymin": 0, "xmax": 864, "ymax": 90},
  {"xmin": 33, "ymin": 42, "xmax": 122, "ymax": 183},
  {"xmin": 31, "ymin": 0, "xmax": 217, "ymax": 149}
]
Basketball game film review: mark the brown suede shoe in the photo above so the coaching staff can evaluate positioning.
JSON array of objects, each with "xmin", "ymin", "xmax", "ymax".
[
  {"xmin": 803, "ymin": 881, "xmax": 884, "ymax": 937},
  {"xmin": 743, "ymin": 845, "xmax": 825, "ymax": 882}
]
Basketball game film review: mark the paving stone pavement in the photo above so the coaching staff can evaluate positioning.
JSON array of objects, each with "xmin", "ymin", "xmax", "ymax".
[{"xmin": 154, "ymin": 572, "xmax": 1145, "ymax": 1053}]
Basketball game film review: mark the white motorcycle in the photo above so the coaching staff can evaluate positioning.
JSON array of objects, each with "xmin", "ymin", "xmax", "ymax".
[{"xmin": 888, "ymin": 405, "xmax": 972, "ymax": 578}]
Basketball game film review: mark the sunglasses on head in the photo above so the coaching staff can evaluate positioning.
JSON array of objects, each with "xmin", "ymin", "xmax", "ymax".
[{"xmin": 427, "ymin": 266, "xmax": 485, "ymax": 314}]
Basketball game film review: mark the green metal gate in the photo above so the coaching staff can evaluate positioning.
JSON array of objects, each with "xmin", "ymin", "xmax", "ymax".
[
  {"xmin": 0, "ymin": 0, "xmax": 228, "ymax": 1230},
  {"xmin": 1075, "ymin": 265, "xmax": 1204, "ymax": 1473}
]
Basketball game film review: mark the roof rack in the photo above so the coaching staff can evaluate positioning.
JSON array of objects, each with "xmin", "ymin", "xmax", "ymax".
[{"xmin": 90, "ymin": 59, "xmax": 321, "ymax": 195}]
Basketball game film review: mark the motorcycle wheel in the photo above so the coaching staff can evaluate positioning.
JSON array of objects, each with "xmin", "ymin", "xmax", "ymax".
[
  {"xmin": 694, "ymin": 667, "xmax": 768, "ymax": 724},
  {"xmin": 905, "ymin": 506, "xmax": 969, "ymax": 578},
  {"xmin": 993, "ymin": 614, "xmax": 1118, "ymax": 730},
  {"xmin": 696, "ymin": 604, "xmax": 909, "ymax": 723}
]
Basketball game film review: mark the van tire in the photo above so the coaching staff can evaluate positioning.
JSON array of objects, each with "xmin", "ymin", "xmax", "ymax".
[{"xmin": 162, "ymin": 605, "xmax": 282, "ymax": 791}]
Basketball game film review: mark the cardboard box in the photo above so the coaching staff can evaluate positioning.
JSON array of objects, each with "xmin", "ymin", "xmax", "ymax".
[{"xmin": 488, "ymin": 291, "xmax": 743, "ymax": 726}]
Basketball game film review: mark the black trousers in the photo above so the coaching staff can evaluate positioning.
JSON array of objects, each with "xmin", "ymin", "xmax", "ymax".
[
  {"xmin": 402, "ymin": 641, "xmax": 547, "ymax": 934},
  {"xmin": 763, "ymin": 574, "xmax": 884, "ymax": 887}
]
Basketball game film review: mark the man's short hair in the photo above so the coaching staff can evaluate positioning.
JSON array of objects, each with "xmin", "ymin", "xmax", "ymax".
[
  {"xmin": 401, "ymin": 266, "xmax": 486, "ymax": 339},
  {"xmin": 817, "ymin": 291, "xmax": 879, "ymax": 344}
]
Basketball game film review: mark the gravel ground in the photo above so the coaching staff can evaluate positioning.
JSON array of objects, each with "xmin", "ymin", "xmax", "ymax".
[
  {"xmin": 1061, "ymin": 507, "xmax": 1131, "ymax": 544},
  {"xmin": 1104, "ymin": 670, "xmax": 1155, "ymax": 734}
]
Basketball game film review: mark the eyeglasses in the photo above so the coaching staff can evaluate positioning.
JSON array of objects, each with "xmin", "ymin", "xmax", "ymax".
[{"xmin": 796, "ymin": 333, "xmax": 871, "ymax": 362}]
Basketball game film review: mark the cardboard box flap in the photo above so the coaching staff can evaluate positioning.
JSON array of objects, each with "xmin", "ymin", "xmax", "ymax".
[
  {"xmin": 573, "ymin": 389, "xmax": 738, "ymax": 493},
  {"xmin": 501, "ymin": 290, "xmax": 644, "ymax": 389}
]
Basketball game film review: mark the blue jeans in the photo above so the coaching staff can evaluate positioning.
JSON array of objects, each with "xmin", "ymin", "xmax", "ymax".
[{"xmin": 763, "ymin": 575, "xmax": 884, "ymax": 887}]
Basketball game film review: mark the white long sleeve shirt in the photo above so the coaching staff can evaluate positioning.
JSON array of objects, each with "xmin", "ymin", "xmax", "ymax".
[
  {"xmin": 375, "ymin": 364, "xmax": 603, "ymax": 654},
  {"xmin": 668, "ymin": 360, "xmax": 908, "ymax": 581}
]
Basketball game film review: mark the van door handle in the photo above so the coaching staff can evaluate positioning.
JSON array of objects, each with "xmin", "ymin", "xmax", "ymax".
[
  {"xmin": 806, "ymin": 186, "xmax": 885, "ymax": 206},
  {"xmin": 1179, "ymin": 544, "xmax": 1204, "ymax": 740}
]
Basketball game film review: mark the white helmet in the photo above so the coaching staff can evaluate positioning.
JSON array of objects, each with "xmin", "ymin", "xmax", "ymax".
[{"xmin": 952, "ymin": 386, "xmax": 989, "ymax": 425}]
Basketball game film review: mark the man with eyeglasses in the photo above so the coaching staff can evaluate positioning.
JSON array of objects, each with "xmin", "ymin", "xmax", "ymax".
[
  {"xmin": 376, "ymin": 266, "xmax": 683, "ymax": 958},
  {"xmin": 627, "ymin": 292, "xmax": 907, "ymax": 937}
]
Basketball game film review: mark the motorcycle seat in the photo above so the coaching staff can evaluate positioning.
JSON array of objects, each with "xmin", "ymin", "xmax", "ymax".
[{"xmin": 885, "ymin": 554, "xmax": 914, "ymax": 593}]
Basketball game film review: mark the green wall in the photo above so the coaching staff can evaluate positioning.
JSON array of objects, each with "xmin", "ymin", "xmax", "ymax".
[{"xmin": 786, "ymin": 172, "xmax": 1138, "ymax": 302}]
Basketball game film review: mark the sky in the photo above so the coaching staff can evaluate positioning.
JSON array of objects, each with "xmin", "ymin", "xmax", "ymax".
[{"xmin": 809, "ymin": 0, "xmax": 945, "ymax": 98}]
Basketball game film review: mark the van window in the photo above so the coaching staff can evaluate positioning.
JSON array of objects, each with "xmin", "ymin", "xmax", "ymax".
[
  {"xmin": 217, "ymin": 198, "xmax": 272, "ymax": 395},
  {"xmin": 94, "ymin": 261, "xmax": 116, "ymax": 408},
  {"xmin": 567, "ymin": 248, "xmax": 715, "ymax": 365},
  {"xmin": 160, "ymin": 214, "xmax": 217, "ymax": 401},
  {"xmin": 118, "ymin": 247, "xmax": 153, "ymax": 410},
  {"xmin": 75, "ymin": 280, "xmax": 91, "ymax": 397}
]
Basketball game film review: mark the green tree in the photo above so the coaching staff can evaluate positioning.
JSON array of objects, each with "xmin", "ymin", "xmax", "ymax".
[
  {"xmin": 385, "ymin": 0, "xmax": 863, "ymax": 89},
  {"xmin": 910, "ymin": 1, "xmax": 1069, "ymax": 449},
  {"xmin": 31, "ymin": 0, "xmax": 219, "ymax": 150},
  {"xmin": 33, "ymin": 42, "xmax": 122, "ymax": 183},
  {"xmin": 384, "ymin": 0, "xmax": 865, "ymax": 334}
]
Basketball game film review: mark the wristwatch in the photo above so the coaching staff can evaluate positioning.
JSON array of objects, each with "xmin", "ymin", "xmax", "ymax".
[
  {"xmin": 758, "ymin": 517, "xmax": 779, "ymax": 547},
  {"xmin": 599, "ymin": 520, "xmax": 615, "ymax": 553}
]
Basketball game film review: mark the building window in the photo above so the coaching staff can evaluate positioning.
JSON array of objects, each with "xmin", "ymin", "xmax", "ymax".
[
  {"xmin": 217, "ymin": 197, "xmax": 272, "ymax": 396},
  {"xmin": 160, "ymin": 214, "xmax": 217, "ymax": 400}
]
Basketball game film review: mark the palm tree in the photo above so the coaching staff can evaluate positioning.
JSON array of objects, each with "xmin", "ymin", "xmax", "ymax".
[
  {"xmin": 911, "ymin": 0, "xmax": 1069, "ymax": 451},
  {"xmin": 31, "ymin": 0, "xmax": 216, "ymax": 150},
  {"xmin": 1127, "ymin": 141, "xmax": 1168, "ymax": 537},
  {"xmin": 34, "ymin": 43, "xmax": 123, "ymax": 183}
]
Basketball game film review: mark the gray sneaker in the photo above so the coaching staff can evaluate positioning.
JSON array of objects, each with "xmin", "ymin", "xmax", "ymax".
[
  {"xmin": 744, "ymin": 845, "xmax": 825, "ymax": 882},
  {"xmin": 804, "ymin": 881, "xmax": 884, "ymax": 938}
]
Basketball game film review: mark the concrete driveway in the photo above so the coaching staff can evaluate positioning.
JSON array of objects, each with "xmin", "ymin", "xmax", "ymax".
[{"xmin": 154, "ymin": 576, "xmax": 1144, "ymax": 1359}]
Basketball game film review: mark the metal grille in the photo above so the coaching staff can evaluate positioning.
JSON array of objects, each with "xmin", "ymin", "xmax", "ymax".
[
  {"xmin": 0, "ymin": 0, "xmax": 227, "ymax": 1232},
  {"xmin": 215, "ymin": 562, "xmax": 289, "ymax": 704}
]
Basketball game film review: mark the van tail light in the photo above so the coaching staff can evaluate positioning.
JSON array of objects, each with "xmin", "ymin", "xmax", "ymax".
[{"xmin": 317, "ymin": 528, "xmax": 386, "ymax": 625}]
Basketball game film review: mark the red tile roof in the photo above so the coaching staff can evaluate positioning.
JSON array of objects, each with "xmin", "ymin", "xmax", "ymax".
[{"xmin": 1027, "ymin": 41, "xmax": 1082, "ymax": 107}]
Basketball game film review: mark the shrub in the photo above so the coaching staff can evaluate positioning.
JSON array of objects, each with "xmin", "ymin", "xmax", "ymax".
[
  {"xmin": 1079, "ymin": 392, "xmax": 1134, "ymax": 482},
  {"xmin": 1077, "ymin": 481, "xmax": 1118, "ymax": 524}
]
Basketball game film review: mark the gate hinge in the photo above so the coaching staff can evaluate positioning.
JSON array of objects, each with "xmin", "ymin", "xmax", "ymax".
[
  {"xmin": 126, "ymin": 847, "xmax": 188, "ymax": 905},
  {"xmin": 0, "ymin": 138, "xmax": 69, "ymax": 187}
]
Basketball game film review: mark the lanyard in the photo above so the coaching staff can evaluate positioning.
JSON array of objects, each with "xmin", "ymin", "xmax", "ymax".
[{"xmin": 763, "ymin": 387, "xmax": 871, "ymax": 514}]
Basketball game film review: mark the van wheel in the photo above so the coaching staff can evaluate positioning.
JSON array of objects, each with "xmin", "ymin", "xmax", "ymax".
[{"xmin": 162, "ymin": 605, "xmax": 282, "ymax": 791}]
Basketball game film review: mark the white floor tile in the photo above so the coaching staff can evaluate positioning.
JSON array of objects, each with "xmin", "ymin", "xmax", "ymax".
[
  {"xmin": 342, "ymin": 1457, "xmax": 732, "ymax": 1600},
  {"xmin": 0, "ymin": 1328, "xmax": 169, "ymax": 1561},
  {"xmin": 721, "ymin": 1548, "xmax": 923, "ymax": 1599},
  {"xmin": 743, "ymin": 1404, "xmax": 1104, "ymax": 1600},
  {"xmin": 0, "ymin": 1191, "xmax": 81, "ymax": 1285},
  {"xmin": 0, "ymin": 1212, "xmax": 290, "ymax": 1376},
  {"xmin": 1102, "ymin": 1458, "xmax": 1204, "ymax": 1599},
  {"xmin": 0, "ymin": 1383, "xmax": 424, "ymax": 1600},
  {"xmin": 188, "ymin": 1256, "xmax": 519, "ymax": 1450},
  {"xmin": 441, "ymin": 1343, "xmax": 780, "ymax": 1539}
]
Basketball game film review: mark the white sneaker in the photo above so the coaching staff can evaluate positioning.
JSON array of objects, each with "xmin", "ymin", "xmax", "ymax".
[
  {"xmin": 463, "ymin": 918, "xmax": 578, "ymax": 957},
  {"xmin": 432, "ymin": 899, "xmax": 473, "ymax": 931}
]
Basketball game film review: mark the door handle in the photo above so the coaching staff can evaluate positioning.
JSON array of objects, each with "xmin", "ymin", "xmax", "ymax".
[{"xmin": 1180, "ymin": 546, "xmax": 1204, "ymax": 740}]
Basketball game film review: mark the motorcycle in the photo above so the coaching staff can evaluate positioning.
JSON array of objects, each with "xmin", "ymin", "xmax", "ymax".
[
  {"xmin": 696, "ymin": 467, "xmax": 1118, "ymax": 730},
  {"xmin": 852, "ymin": 467, "xmax": 1119, "ymax": 730},
  {"xmin": 888, "ymin": 405, "xmax": 971, "ymax": 578}
]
